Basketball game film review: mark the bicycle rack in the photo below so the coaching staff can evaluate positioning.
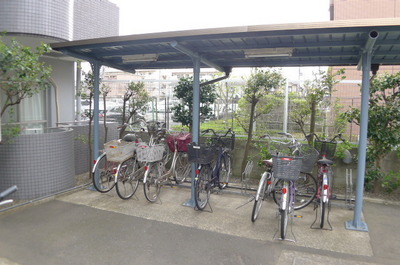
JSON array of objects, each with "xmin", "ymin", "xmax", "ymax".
[
  {"xmin": 241, "ymin": 160, "xmax": 254, "ymax": 195},
  {"xmin": 345, "ymin": 168, "xmax": 355, "ymax": 209},
  {"xmin": 310, "ymin": 200, "xmax": 333, "ymax": 231},
  {"xmin": 273, "ymin": 210, "xmax": 297, "ymax": 242}
]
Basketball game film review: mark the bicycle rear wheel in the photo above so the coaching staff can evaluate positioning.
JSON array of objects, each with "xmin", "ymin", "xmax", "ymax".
[
  {"xmin": 174, "ymin": 152, "xmax": 191, "ymax": 184},
  {"xmin": 92, "ymin": 154, "xmax": 117, "ymax": 193},
  {"xmin": 116, "ymin": 157, "xmax": 139, "ymax": 200},
  {"xmin": 218, "ymin": 153, "xmax": 232, "ymax": 189},
  {"xmin": 272, "ymin": 172, "xmax": 317, "ymax": 210},
  {"xmin": 320, "ymin": 200, "xmax": 327, "ymax": 228},
  {"xmin": 194, "ymin": 164, "xmax": 212, "ymax": 210},
  {"xmin": 143, "ymin": 162, "xmax": 162, "ymax": 203},
  {"xmin": 251, "ymin": 172, "xmax": 268, "ymax": 222}
]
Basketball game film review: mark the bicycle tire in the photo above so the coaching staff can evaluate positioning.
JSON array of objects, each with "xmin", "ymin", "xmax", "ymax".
[
  {"xmin": 116, "ymin": 157, "xmax": 139, "ymax": 200},
  {"xmin": 272, "ymin": 172, "xmax": 317, "ymax": 210},
  {"xmin": 174, "ymin": 152, "xmax": 191, "ymax": 184},
  {"xmin": 194, "ymin": 164, "xmax": 212, "ymax": 210},
  {"xmin": 280, "ymin": 182, "xmax": 290, "ymax": 240},
  {"xmin": 143, "ymin": 162, "xmax": 162, "ymax": 203},
  {"xmin": 320, "ymin": 201, "xmax": 326, "ymax": 228},
  {"xmin": 218, "ymin": 153, "xmax": 232, "ymax": 189},
  {"xmin": 251, "ymin": 172, "xmax": 268, "ymax": 222},
  {"xmin": 92, "ymin": 154, "xmax": 117, "ymax": 193}
]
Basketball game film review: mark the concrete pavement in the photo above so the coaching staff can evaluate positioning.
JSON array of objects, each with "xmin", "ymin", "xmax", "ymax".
[{"xmin": 0, "ymin": 184, "xmax": 399, "ymax": 264}]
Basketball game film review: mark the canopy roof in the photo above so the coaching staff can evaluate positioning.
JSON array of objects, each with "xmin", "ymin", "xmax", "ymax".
[{"xmin": 51, "ymin": 18, "xmax": 400, "ymax": 73}]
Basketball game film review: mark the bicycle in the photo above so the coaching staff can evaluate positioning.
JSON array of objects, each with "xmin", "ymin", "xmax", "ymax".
[
  {"xmin": 270, "ymin": 133, "xmax": 318, "ymax": 240},
  {"xmin": 251, "ymin": 133, "xmax": 318, "ymax": 222},
  {"xmin": 0, "ymin": 185, "xmax": 18, "ymax": 207},
  {"xmin": 115, "ymin": 121, "xmax": 167, "ymax": 200},
  {"xmin": 92, "ymin": 131, "xmax": 140, "ymax": 193},
  {"xmin": 189, "ymin": 128, "xmax": 234, "ymax": 211},
  {"xmin": 308, "ymin": 133, "xmax": 345, "ymax": 230}
]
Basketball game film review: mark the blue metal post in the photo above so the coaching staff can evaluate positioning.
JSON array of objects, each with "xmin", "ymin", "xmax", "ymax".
[
  {"xmin": 92, "ymin": 62, "xmax": 101, "ymax": 163},
  {"xmin": 183, "ymin": 57, "xmax": 201, "ymax": 208},
  {"xmin": 345, "ymin": 51, "xmax": 370, "ymax": 232}
]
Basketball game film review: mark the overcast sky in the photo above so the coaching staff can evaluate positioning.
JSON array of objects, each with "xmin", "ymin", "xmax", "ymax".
[{"xmin": 109, "ymin": 0, "xmax": 331, "ymax": 35}]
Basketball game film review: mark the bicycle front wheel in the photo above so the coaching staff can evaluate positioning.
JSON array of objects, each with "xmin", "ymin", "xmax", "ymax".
[
  {"xmin": 116, "ymin": 158, "xmax": 139, "ymax": 200},
  {"xmin": 92, "ymin": 154, "xmax": 117, "ymax": 193},
  {"xmin": 143, "ymin": 162, "xmax": 162, "ymax": 203},
  {"xmin": 174, "ymin": 152, "xmax": 191, "ymax": 184},
  {"xmin": 218, "ymin": 153, "xmax": 232, "ymax": 189},
  {"xmin": 195, "ymin": 164, "xmax": 212, "ymax": 210},
  {"xmin": 251, "ymin": 172, "xmax": 268, "ymax": 222},
  {"xmin": 272, "ymin": 172, "xmax": 317, "ymax": 210}
]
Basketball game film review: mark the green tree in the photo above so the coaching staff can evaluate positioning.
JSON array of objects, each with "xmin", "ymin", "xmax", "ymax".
[
  {"xmin": 343, "ymin": 72, "xmax": 400, "ymax": 192},
  {"xmin": 171, "ymin": 76, "xmax": 217, "ymax": 131},
  {"xmin": 120, "ymin": 81, "xmax": 150, "ymax": 138},
  {"xmin": 0, "ymin": 37, "xmax": 52, "ymax": 118},
  {"xmin": 239, "ymin": 68, "xmax": 286, "ymax": 174},
  {"xmin": 291, "ymin": 69, "xmax": 345, "ymax": 140}
]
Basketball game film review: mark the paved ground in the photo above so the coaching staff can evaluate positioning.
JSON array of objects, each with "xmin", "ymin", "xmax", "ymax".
[{"xmin": 0, "ymin": 184, "xmax": 399, "ymax": 265}]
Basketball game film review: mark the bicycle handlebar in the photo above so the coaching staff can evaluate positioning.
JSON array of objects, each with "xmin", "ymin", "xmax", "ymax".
[
  {"xmin": 306, "ymin": 133, "xmax": 346, "ymax": 143},
  {"xmin": 201, "ymin": 128, "xmax": 234, "ymax": 138},
  {"xmin": 0, "ymin": 185, "xmax": 17, "ymax": 201}
]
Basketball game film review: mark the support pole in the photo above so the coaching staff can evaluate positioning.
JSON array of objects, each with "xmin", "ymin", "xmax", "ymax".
[
  {"xmin": 283, "ymin": 80, "xmax": 289, "ymax": 133},
  {"xmin": 183, "ymin": 57, "xmax": 201, "ymax": 207},
  {"xmin": 345, "ymin": 50, "xmax": 371, "ymax": 232},
  {"xmin": 92, "ymin": 62, "xmax": 101, "ymax": 162}
]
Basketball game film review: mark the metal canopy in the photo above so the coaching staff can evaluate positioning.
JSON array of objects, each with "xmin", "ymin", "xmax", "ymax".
[
  {"xmin": 51, "ymin": 18, "xmax": 400, "ymax": 72},
  {"xmin": 51, "ymin": 18, "xmax": 400, "ymax": 232}
]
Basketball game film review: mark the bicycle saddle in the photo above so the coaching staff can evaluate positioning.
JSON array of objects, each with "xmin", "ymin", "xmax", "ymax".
[
  {"xmin": 122, "ymin": 134, "xmax": 137, "ymax": 142},
  {"xmin": 317, "ymin": 157, "xmax": 334, "ymax": 165},
  {"xmin": 262, "ymin": 159, "xmax": 273, "ymax": 167}
]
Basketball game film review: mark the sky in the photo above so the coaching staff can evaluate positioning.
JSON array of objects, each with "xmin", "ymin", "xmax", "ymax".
[
  {"xmin": 109, "ymin": 0, "xmax": 331, "ymax": 35},
  {"xmin": 108, "ymin": 0, "xmax": 331, "ymax": 79}
]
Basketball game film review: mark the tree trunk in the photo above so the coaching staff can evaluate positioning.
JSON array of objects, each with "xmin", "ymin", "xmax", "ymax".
[
  {"xmin": 309, "ymin": 100, "xmax": 317, "ymax": 141},
  {"xmin": 241, "ymin": 99, "xmax": 256, "ymax": 174},
  {"xmin": 373, "ymin": 155, "xmax": 384, "ymax": 193},
  {"xmin": 103, "ymin": 95, "xmax": 108, "ymax": 143}
]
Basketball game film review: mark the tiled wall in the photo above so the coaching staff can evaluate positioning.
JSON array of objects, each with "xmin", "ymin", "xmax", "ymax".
[
  {"xmin": 0, "ymin": 0, "xmax": 119, "ymax": 41},
  {"xmin": 0, "ymin": 0, "xmax": 74, "ymax": 40},
  {"xmin": 0, "ymin": 128, "xmax": 75, "ymax": 200}
]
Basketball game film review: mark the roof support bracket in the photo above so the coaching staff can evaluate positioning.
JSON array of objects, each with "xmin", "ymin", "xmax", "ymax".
[
  {"xmin": 357, "ymin": 31, "xmax": 379, "ymax": 70},
  {"xmin": 170, "ymin": 41, "xmax": 228, "ymax": 74}
]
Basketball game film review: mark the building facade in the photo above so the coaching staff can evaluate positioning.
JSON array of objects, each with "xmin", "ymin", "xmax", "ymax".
[
  {"xmin": 0, "ymin": 0, "xmax": 119, "ymax": 132},
  {"xmin": 330, "ymin": 0, "xmax": 400, "ymax": 139}
]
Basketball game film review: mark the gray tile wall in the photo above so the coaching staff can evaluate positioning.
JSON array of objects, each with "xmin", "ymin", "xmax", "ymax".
[
  {"xmin": 0, "ymin": 0, "xmax": 119, "ymax": 41},
  {"xmin": 0, "ymin": 128, "xmax": 75, "ymax": 200}
]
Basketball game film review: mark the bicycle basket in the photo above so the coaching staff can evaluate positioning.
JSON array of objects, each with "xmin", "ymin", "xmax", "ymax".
[
  {"xmin": 167, "ymin": 133, "xmax": 192, "ymax": 152},
  {"xmin": 136, "ymin": 143, "xmax": 165, "ymax": 162},
  {"xmin": 315, "ymin": 141, "xmax": 337, "ymax": 160},
  {"xmin": 104, "ymin": 140, "xmax": 136, "ymax": 163},
  {"xmin": 272, "ymin": 155, "xmax": 303, "ymax": 181},
  {"xmin": 299, "ymin": 145, "xmax": 319, "ymax": 173},
  {"xmin": 187, "ymin": 144, "xmax": 215, "ymax": 164},
  {"xmin": 210, "ymin": 133, "xmax": 235, "ymax": 150}
]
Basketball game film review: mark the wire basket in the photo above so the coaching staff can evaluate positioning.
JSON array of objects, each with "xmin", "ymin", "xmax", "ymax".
[
  {"xmin": 272, "ymin": 155, "xmax": 303, "ymax": 181},
  {"xmin": 216, "ymin": 134, "xmax": 235, "ymax": 150},
  {"xmin": 187, "ymin": 144, "xmax": 215, "ymax": 164},
  {"xmin": 136, "ymin": 143, "xmax": 165, "ymax": 162},
  {"xmin": 104, "ymin": 140, "xmax": 136, "ymax": 163},
  {"xmin": 315, "ymin": 141, "xmax": 337, "ymax": 160},
  {"xmin": 299, "ymin": 144, "xmax": 319, "ymax": 173}
]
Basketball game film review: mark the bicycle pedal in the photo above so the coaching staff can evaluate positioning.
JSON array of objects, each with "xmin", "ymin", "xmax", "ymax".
[{"xmin": 294, "ymin": 215, "xmax": 303, "ymax": 218}]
